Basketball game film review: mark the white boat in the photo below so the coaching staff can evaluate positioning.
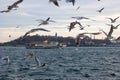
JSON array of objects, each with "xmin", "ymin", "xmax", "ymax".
[{"xmin": 26, "ymin": 40, "xmax": 62, "ymax": 49}]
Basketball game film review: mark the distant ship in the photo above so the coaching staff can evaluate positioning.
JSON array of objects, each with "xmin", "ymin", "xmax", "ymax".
[
  {"xmin": 25, "ymin": 40, "xmax": 66, "ymax": 49},
  {"xmin": 79, "ymin": 36, "xmax": 120, "ymax": 47}
]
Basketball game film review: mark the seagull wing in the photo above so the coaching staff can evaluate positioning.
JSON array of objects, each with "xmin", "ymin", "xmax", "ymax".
[
  {"xmin": 38, "ymin": 23, "xmax": 43, "ymax": 26},
  {"xmin": 114, "ymin": 24, "xmax": 120, "ymax": 29},
  {"xmin": 106, "ymin": 18, "xmax": 114, "ymax": 22},
  {"xmin": 36, "ymin": 28, "xmax": 51, "ymax": 32},
  {"xmin": 105, "ymin": 23, "xmax": 111, "ymax": 26},
  {"xmin": 71, "ymin": 17, "xmax": 77, "ymax": 19},
  {"xmin": 101, "ymin": 7, "xmax": 104, "ymax": 11},
  {"xmin": 49, "ymin": 20, "xmax": 56, "ymax": 22},
  {"xmin": 98, "ymin": 7, "xmax": 104, "ymax": 13},
  {"xmin": 76, "ymin": 6, "xmax": 80, "ymax": 11},
  {"xmin": 0, "ymin": 10, "xmax": 10, "ymax": 13},
  {"xmin": 114, "ymin": 16, "xmax": 120, "ymax": 21},
  {"xmin": 76, "ymin": 21, "xmax": 82, "ymax": 27},
  {"xmin": 13, "ymin": 0, "xmax": 23, "ymax": 5},
  {"xmin": 36, "ymin": 19, "xmax": 44, "ymax": 22},
  {"xmin": 34, "ymin": 56, "xmax": 41, "ymax": 67},
  {"xmin": 22, "ymin": 28, "xmax": 50, "ymax": 38},
  {"xmin": 99, "ymin": 29, "xmax": 108, "ymax": 37},
  {"xmin": 53, "ymin": 0, "xmax": 59, "ymax": 7},
  {"xmin": 46, "ymin": 17, "xmax": 50, "ymax": 21},
  {"xmin": 82, "ymin": 17, "xmax": 90, "ymax": 19},
  {"xmin": 108, "ymin": 26, "xmax": 114, "ymax": 38},
  {"xmin": 75, "ymin": 33, "xmax": 84, "ymax": 46},
  {"xmin": 76, "ymin": 21, "xmax": 84, "ymax": 30},
  {"xmin": 49, "ymin": 0, "xmax": 59, "ymax": 7},
  {"xmin": 8, "ymin": 0, "xmax": 23, "ymax": 9},
  {"xmin": 68, "ymin": 25, "xmax": 75, "ymax": 32},
  {"xmin": 66, "ymin": 0, "xmax": 75, "ymax": 6}
]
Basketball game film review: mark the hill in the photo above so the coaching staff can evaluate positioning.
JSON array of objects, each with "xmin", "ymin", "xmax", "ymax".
[{"xmin": 0, "ymin": 35, "xmax": 75, "ymax": 46}]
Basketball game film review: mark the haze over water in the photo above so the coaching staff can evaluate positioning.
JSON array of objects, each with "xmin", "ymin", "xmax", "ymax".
[{"xmin": 0, "ymin": 46, "xmax": 120, "ymax": 80}]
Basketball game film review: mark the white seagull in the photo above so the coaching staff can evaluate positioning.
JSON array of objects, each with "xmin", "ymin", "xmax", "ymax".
[
  {"xmin": 68, "ymin": 21, "xmax": 84, "ymax": 32},
  {"xmin": 37, "ymin": 17, "xmax": 55, "ymax": 26},
  {"xmin": 71, "ymin": 16, "xmax": 96, "ymax": 21},
  {"xmin": 106, "ymin": 16, "xmax": 120, "ymax": 23},
  {"xmin": 2, "ymin": 56, "xmax": 10, "ymax": 64},
  {"xmin": 0, "ymin": 0, "xmax": 23, "ymax": 13},
  {"xmin": 34, "ymin": 56, "xmax": 46, "ymax": 68},
  {"xmin": 97, "ymin": 7, "xmax": 104, "ymax": 13},
  {"xmin": 75, "ymin": 33, "xmax": 86, "ymax": 46}
]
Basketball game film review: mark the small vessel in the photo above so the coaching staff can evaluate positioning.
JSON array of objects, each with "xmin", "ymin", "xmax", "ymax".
[{"xmin": 25, "ymin": 40, "xmax": 62, "ymax": 49}]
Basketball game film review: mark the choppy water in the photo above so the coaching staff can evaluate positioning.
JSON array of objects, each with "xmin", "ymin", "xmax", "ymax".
[{"xmin": 0, "ymin": 46, "xmax": 120, "ymax": 80}]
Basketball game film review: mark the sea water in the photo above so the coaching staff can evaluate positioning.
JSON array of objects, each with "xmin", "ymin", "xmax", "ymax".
[{"xmin": 0, "ymin": 46, "xmax": 120, "ymax": 80}]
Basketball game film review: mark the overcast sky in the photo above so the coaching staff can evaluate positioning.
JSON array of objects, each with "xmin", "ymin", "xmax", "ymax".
[{"xmin": 0, "ymin": 0, "xmax": 120, "ymax": 43}]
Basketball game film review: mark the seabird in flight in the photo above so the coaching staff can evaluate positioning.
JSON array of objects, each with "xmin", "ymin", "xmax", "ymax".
[
  {"xmin": 76, "ymin": 6, "xmax": 80, "ymax": 11},
  {"xmin": 100, "ymin": 28, "xmax": 117, "ymax": 43},
  {"xmin": 37, "ymin": 17, "xmax": 55, "ymax": 26},
  {"xmin": 22, "ymin": 28, "xmax": 50, "ymax": 38},
  {"xmin": 2, "ymin": 56, "xmax": 10, "ymax": 64},
  {"xmin": 106, "ymin": 16, "xmax": 120, "ymax": 23},
  {"xmin": 34, "ymin": 56, "xmax": 46, "ymax": 68},
  {"xmin": 99, "ymin": 27, "xmax": 114, "ymax": 40},
  {"xmin": 26, "ymin": 53, "xmax": 34, "ymax": 59},
  {"xmin": 68, "ymin": 21, "xmax": 83, "ymax": 32},
  {"xmin": 71, "ymin": 16, "xmax": 96, "ymax": 21},
  {"xmin": 75, "ymin": 33, "xmax": 86, "ymax": 46},
  {"xmin": 0, "ymin": 0, "xmax": 23, "ymax": 13},
  {"xmin": 97, "ymin": 7, "xmax": 104, "ymax": 13}
]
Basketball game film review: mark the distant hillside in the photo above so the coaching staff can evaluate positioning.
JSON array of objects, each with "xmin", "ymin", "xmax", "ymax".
[
  {"xmin": 0, "ymin": 35, "xmax": 76, "ymax": 46},
  {"xmin": 0, "ymin": 35, "xmax": 117, "ymax": 47}
]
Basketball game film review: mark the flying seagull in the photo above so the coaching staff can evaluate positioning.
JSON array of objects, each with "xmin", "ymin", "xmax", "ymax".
[
  {"xmin": 2, "ymin": 56, "xmax": 10, "ymax": 64},
  {"xmin": 105, "ymin": 25, "xmax": 113, "ymax": 39},
  {"xmin": 66, "ymin": 0, "xmax": 75, "ymax": 6},
  {"xmin": 26, "ymin": 53, "xmax": 34, "ymax": 59},
  {"xmin": 75, "ymin": 33, "xmax": 86, "ymax": 46},
  {"xmin": 99, "ymin": 27, "xmax": 114, "ymax": 40},
  {"xmin": 22, "ymin": 28, "xmax": 50, "ymax": 38},
  {"xmin": 106, "ymin": 16, "xmax": 120, "ymax": 23},
  {"xmin": 37, "ymin": 17, "xmax": 55, "ymax": 26},
  {"xmin": 0, "ymin": 0, "xmax": 23, "ymax": 13},
  {"xmin": 49, "ymin": 0, "xmax": 59, "ymax": 7},
  {"xmin": 114, "ymin": 24, "xmax": 120, "ymax": 29},
  {"xmin": 99, "ymin": 28, "xmax": 117, "ymax": 43},
  {"xmin": 97, "ymin": 7, "xmax": 104, "ymax": 13},
  {"xmin": 76, "ymin": 6, "xmax": 80, "ymax": 11},
  {"xmin": 34, "ymin": 56, "xmax": 46, "ymax": 68},
  {"xmin": 68, "ymin": 21, "xmax": 83, "ymax": 32},
  {"xmin": 71, "ymin": 16, "xmax": 96, "ymax": 21}
]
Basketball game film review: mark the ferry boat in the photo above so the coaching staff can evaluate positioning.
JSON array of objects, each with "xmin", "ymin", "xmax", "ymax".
[{"xmin": 25, "ymin": 40, "xmax": 64, "ymax": 49}]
